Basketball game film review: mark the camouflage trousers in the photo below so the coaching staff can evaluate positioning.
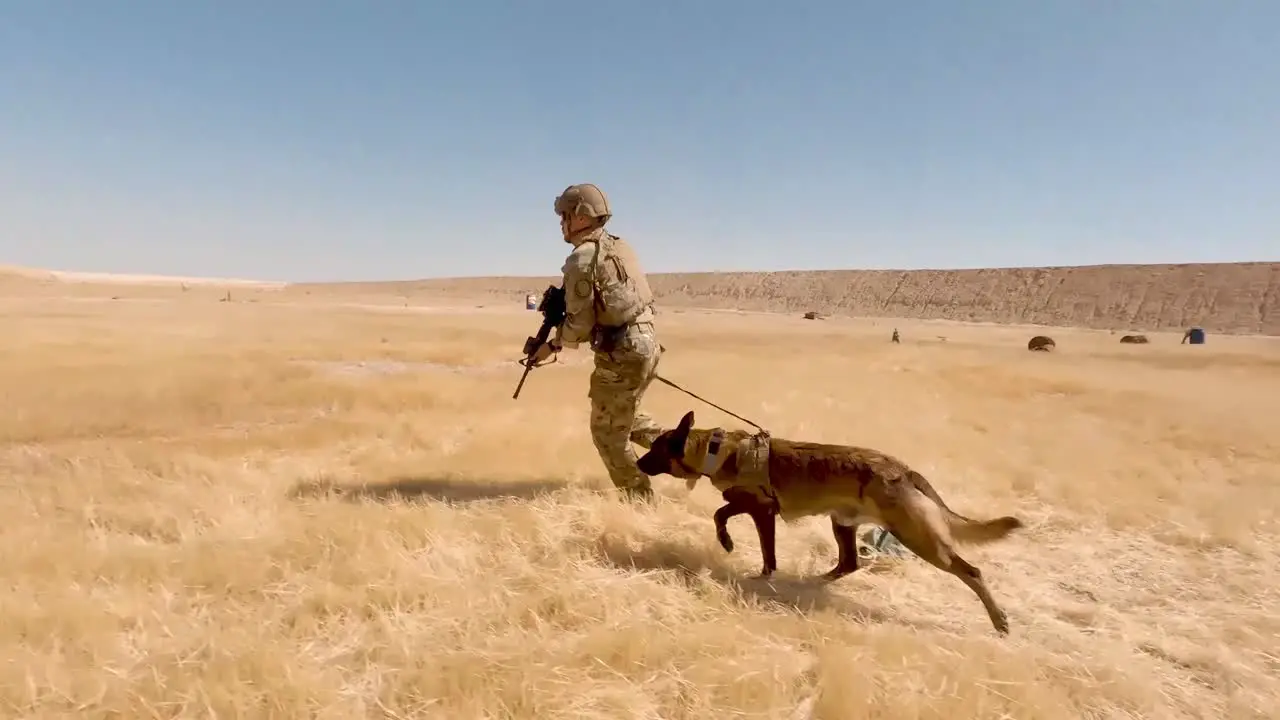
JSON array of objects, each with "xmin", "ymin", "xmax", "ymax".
[{"xmin": 588, "ymin": 322, "xmax": 665, "ymax": 499}]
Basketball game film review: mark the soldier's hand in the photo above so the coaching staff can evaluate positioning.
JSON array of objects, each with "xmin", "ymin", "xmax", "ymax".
[{"xmin": 532, "ymin": 342, "xmax": 557, "ymax": 364}]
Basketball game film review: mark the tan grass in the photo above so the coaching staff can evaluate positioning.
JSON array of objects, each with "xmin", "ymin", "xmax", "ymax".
[{"xmin": 1, "ymin": 284, "xmax": 1277, "ymax": 719}]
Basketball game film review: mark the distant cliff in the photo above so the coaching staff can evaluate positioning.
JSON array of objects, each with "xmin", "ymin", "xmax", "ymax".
[{"xmin": 289, "ymin": 262, "xmax": 1280, "ymax": 336}]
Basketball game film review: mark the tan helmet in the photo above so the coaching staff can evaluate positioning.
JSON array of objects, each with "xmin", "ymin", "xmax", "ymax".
[{"xmin": 554, "ymin": 183, "xmax": 612, "ymax": 224}]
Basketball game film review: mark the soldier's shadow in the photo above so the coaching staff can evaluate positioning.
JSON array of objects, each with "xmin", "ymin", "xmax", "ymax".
[
  {"xmin": 288, "ymin": 474, "xmax": 570, "ymax": 504},
  {"xmin": 589, "ymin": 533, "xmax": 953, "ymax": 633}
]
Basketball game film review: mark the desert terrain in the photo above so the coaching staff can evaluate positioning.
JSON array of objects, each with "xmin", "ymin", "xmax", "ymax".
[
  {"xmin": 1, "ymin": 264, "xmax": 1277, "ymax": 719},
  {"xmin": 301, "ymin": 261, "xmax": 1280, "ymax": 337}
]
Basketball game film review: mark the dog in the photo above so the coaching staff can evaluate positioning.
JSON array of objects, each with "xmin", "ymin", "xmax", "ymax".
[{"xmin": 635, "ymin": 410, "xmax": 1025, "ymax": 634}]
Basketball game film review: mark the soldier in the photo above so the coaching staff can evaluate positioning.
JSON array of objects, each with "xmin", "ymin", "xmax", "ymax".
[{"xmin": 531, "ymin": 183, "xmax": 666, "ymax": 501}]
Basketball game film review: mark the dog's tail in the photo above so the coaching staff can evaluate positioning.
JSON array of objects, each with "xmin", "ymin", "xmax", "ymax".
[
  {"xmin": 946, "ymin": 514, "xmax": 1024, "ymax": 544},
  {"xmin": 907, "ymin": 471, "xmax": 1024, "ymax": 545}
]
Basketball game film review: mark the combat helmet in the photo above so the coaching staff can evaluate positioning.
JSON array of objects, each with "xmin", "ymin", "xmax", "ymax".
[{"xmin": 554, "ymin": 183, "xmax": 612, "ymax": 225}]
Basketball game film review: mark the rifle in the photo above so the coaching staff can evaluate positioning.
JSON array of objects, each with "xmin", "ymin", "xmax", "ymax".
[{"xmin": 512, "ymin": 284, "xmax": 568, "ymax": 399}]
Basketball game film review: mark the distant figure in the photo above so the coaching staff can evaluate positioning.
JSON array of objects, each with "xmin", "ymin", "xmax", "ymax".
[{"xmin": 891, "ymin": 328, "xmax": 900, "ymax": 343}]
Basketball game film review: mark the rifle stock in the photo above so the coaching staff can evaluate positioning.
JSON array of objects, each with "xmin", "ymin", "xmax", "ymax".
[{"xmin": 512, "ymin": 284, "xmax": 568, "ymax": 399}]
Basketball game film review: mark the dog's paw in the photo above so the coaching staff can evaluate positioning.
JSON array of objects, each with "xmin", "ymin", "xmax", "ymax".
[
  {"xmin": 993, "ymin": 611, "xmax": 1011, "ymax": 636},
  {"xmin": 820, "ymin": 565, "xmax": 858, "ymax": 582},
  {"xmin": 717, "ymin": 529, "xmax": 734, "ymax": 553}
]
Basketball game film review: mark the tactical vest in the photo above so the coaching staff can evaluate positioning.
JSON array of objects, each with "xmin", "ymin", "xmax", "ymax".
[{"xmin": 586, "ymin": 233, "xmax": 655, "ymax": 328}]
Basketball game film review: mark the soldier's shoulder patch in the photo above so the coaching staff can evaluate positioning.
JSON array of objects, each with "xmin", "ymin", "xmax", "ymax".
[{"xmin": 574, "ymin": 278, "xmax": 593, "ymax": 298}]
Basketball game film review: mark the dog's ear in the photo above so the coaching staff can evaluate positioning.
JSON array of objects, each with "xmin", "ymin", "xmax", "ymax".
[
  {"xmin": 667, "ymin": 411, "xmax": 695, "ymax": 457},
  {"xmin": 678, "ymin": 410, "xmax": 695, "ymax": 432}
]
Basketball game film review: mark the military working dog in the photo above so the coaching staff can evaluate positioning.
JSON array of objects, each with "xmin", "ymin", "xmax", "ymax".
[{"xmin": 635, "ymin": 410, "xmax": 1025, "ymax": 634}]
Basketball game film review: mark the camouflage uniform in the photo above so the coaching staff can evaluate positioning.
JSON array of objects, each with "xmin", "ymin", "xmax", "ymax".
[{"xmin": 551, "ymin": 184, "xmax": 665, "ymax": 500}]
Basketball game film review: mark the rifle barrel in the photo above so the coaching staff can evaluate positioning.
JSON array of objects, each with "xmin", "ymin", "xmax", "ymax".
[{"xmin": 512, "ymin": 359, "xmax": 534, "ymax": 399}]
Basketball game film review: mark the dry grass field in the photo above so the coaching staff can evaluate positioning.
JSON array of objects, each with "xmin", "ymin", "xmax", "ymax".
[{"xmin": 2, "ymin": 276, "xmax": 1278, "ymax": 719}]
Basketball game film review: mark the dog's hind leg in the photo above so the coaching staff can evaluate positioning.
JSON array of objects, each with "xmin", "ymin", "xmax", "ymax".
[
  {"xmin": 886, "ymin": 494, "xmax": 1012, "ymax": 635},
  {"xmin": 747, "ymin": 504, "xmax": 778, "ymax": 578},
  {"xmin": 915, "ymin": 544, "xmax": 1009, "ymax": 635},
  {"xmin": 821, "ymin": 516, "xmax": 860, "ymax": 581},
  {"xmin": 948, "ymin": 553, "xmax": 1009, "ymax": 635}
]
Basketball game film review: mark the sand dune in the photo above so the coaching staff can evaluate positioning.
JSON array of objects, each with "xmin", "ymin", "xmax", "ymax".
[
  {"xmin": 8, "ymin": 260, "xmax": 1278, "ymax": 335},
  {"xmin": 302, "ymin": 261, "xmax": 1280, "ymax": 336}
]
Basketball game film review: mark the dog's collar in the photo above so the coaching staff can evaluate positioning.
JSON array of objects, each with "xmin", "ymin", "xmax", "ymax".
[{"xmin": 698, "ymin": 428, "xmax": 727, "ymax": 475}]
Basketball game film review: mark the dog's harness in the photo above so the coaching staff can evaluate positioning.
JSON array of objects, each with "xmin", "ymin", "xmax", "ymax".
[
  {"xmin": 642, "ymin": 370, "xmax": 778, "ymax": 499},
  {"xmin": 700, "ymin": 428, "xmax": 728, "ymax": 475},
  {"xmin": 738, "ymin": 430, "xmax": 774, "ymax": 502},
  {"xmin": 682, "ymin": 428, "xmax": 776, "ymax": 503}
]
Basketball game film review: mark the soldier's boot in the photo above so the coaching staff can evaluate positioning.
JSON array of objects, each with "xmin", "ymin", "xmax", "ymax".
[
  {"xmin": 610, "ymin": 450, "xmax": 655, "ymax": 503},
  {"xmin": 592, "ymin": 427, "xmax": 655, "ymax": 503}
]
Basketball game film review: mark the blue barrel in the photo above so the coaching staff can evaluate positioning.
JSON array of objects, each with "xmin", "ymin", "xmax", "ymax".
[
  {"xmin": 1187, "ymin": 327, "xmax": 1205, "ymax": 345},
  {"xmin": 525, "ymin": 293, "xmax": 538, "ymax": 310}
]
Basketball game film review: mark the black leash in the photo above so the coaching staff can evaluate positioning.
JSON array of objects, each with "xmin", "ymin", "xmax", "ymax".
[
  {"xmin": 514, "ymin": 341, "xmax": 767, "ymax": 433},
  {"xmin": 653, "ymin": 373, "xmax": 768, "ymax": 434}
]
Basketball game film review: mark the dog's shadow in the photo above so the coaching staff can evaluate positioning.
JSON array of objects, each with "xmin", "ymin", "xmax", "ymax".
[
  {"xmin": 288, "ymin": 475, "xmax": 570, "ymax": 504},
  {"xmin": 591, "ymin": 534, "xmax": 953, "ymax": 632}
]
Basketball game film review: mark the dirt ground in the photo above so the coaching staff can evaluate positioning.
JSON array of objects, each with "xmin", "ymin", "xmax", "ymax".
[{"xmin": 2, "ymin": 281, "xmax": 1277, "ymax": 719}]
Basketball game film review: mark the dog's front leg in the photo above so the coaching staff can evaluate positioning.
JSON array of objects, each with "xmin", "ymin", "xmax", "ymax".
[
  {"xmin": 712, "ymin": 500, "xmax": 750, "ymax": 553},
  {"xmin": 715, "ymin": 487, "xmax": 766, "ymax": 556}
]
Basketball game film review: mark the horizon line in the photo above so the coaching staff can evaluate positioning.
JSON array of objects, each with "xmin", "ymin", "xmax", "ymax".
[
  {"xmin": 291, "ymin": 259, "xmax": 1280, "ymax": 286},
  {"xmin": 4, "ymin": 258, "xmax": 1277, "ymax": 287}
]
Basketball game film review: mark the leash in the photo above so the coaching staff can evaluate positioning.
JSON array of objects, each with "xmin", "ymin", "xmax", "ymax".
[
  {"xmin": 517, "ymin": 336, "xmax": 767, "ymax": 433},
  {"xmin": 653, "ymin": 373, "xmax": 768, "ymax": 434}
]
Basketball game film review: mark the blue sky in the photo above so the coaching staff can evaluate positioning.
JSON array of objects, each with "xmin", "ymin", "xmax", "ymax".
[{"xmin": 1, "ymin": 1, "xmax": 1276, "ymax": 282}]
